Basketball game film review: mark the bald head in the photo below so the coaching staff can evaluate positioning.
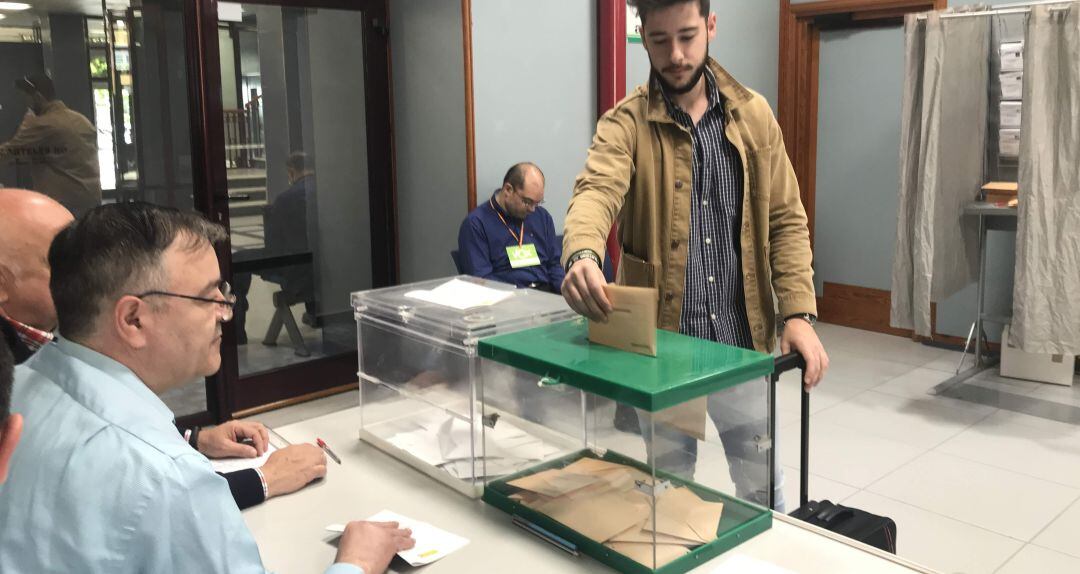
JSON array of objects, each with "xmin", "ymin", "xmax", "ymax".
[{"xmin": 0, "ymin": 189, "xmax": 74, "ymax": 330}]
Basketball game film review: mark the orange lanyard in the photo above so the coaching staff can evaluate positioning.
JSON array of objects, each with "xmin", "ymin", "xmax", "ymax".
[{"xmin": 490, "ymin": 199, "xmax": 525, "ymax": 247}]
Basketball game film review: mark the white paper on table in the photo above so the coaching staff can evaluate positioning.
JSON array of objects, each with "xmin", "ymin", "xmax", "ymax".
[
  {"xmin": 404, "ymin": 278, "xmax": 513, "ymax": 310},
  {"xmin": 367, "ymin": 510, "xmax": 469, "ymax": 566},
  {"xmin": 210, "ymin": 444, "xmax": 278, "ymax": 474},
  {"xmin": 708, "ymin": 555, "xmax": 799, "ymax": 574}
]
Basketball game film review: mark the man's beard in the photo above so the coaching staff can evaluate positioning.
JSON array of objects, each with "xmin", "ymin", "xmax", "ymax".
[{"xmin": 654, "ymin": 60, "xmax": 707, "ymax": 96}]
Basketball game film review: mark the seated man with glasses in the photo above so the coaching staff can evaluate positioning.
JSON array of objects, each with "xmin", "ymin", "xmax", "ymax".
[
  {"xmin": 457, "ymin": 162, "xmax": 565, "ymax": 293},
  {"xmin": 0, "ymin": 202, "xmax": 413, "ymax": 574},
  {"xmin": 0, "ymin": 188, "xmax": 324, "ymax": 512}
]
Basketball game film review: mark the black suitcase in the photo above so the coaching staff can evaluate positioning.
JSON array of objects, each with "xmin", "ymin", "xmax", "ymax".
[{"xmin": 768, "ymin": 353, "xmax": 898, "ymax": 554}]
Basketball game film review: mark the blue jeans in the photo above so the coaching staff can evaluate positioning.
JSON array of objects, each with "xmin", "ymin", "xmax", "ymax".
[{"xmin": 638, "ymin": 381, "xmax": 784, "ymax": 511}]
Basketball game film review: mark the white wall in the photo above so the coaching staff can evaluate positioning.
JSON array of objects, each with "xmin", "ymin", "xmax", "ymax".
[
  {"xmin": 389, "ymin": 0, "xmax": 469, "ymax": 282},
  {"xmin": 471, "ymin": 0, "xmax": 597, "ymax": 231}
]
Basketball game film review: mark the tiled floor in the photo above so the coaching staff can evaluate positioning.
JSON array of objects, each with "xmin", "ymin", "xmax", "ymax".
[
  {"xmin": 778, "ymin": 323, "xmax": 1080, "ymax": 574},
  {"xmin": 244, "ymin": 322, "xmax": 1080, "ymax": 573}
]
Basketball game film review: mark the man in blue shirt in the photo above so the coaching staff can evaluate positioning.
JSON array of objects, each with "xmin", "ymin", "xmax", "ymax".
[
  {"xmin": 458, "ymin": 162, "xmax": 565, "ymax": 293},
  {"xmin": 0, "ymin": 202, "xmax": 413, "ymax": 573}
]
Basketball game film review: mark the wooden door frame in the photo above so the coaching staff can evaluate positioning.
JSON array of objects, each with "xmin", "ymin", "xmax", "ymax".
[
  {"xmin": 778, "ymin": 0, "xmax": 945, "ymax": 249},
  {"xmin": 778, "ymin": 0, "xmax": 944, "ymax": 340}
]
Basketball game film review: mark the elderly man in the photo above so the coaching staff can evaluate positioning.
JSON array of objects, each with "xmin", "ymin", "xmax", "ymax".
[
  {"xmin": 0, "ymin": 74, "xmax": 101, "ymax": 217},
  {"xmin": 457, "ymin": 162, "xmax": 565, "ymax": 293},
  {"xmin": 0, "ymin": 202, "xmax": 414, "ymax": 573},
  {"xmin": 0, "ymin": 188, "xmax": 320, "ymax": 510}
]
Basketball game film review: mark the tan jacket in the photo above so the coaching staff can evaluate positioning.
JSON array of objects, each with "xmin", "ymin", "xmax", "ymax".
[
  {"xmin": 0, "ymin": 101, "xmax": 101, "ymax": 217},
  {"xmin": 563, "ymin": 59, "xmax": 816, "ymax": 353}
]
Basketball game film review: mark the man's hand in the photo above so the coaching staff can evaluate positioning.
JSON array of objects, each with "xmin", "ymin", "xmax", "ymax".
[
  {"xmin": 561, "ymin": 257, "xmax": 613, "ymax": 322},
  {"xmin": 335, "ymin": 521, "xmax": 415, "ymax": 574},
  {"xmin": 780, "ymin": 319, "xmax": 829, "ymax": 391},
  {"xmin": 197, "ymin": 420, "xmax": 269, "ymax": 459},
  {"xmin": 260, "ymin": 443, "xmax": 327, "ymax": 498}
]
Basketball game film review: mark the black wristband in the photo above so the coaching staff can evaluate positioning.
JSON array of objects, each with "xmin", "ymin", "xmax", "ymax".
[
  {"xmin": 784, "ymin": 313, "xmax": 817, "ymax": 327},
  {"xmin": 565, "ymin": 249, "xmax": 601, "ymax": 272}
]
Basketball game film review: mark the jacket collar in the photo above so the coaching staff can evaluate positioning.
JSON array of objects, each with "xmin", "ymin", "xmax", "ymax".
[{"xmin": 646, "ymin": 57, "xmax": 754, "ymax": 124}]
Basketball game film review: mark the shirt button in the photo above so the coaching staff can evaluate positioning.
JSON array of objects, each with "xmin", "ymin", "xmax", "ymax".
[
  {"xmin": 670, "ymin": 240, "xmax": 679, "ymax": 250},
  {"xmin": 705, "ymin": 238, "xmax": 712, "ymax": 245},
  {"xmin": 702, "ymin": 200, "xmax": 708, "ymax": 207},
  {"xmin": 665, "ymin": 292, "xmax": 675, "ymax": 302},
  {"xmin": 708, "ymin": 276, "xmax": 715, "ymax": 283},
  {"xmin": 675, "ymin": 180, "xmax": 685, "ymax": 190},
  {"xmin": 710, "ymin": 313, "xmax": 717, "ymax": 320}
]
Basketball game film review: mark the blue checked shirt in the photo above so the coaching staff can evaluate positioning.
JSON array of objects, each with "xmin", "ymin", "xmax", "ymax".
[{"xmin": 659, "ymin": 70, "xmax": 754, "ymax": 349}]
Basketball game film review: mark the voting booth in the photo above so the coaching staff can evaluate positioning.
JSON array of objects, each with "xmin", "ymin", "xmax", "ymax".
[
  {"xmin": 352, "ymin": 276, "xmax": 579, "ymax": 497},
  {"xmin": 478, "ymin": 319, "xmax": 776, "ymax": 573}
]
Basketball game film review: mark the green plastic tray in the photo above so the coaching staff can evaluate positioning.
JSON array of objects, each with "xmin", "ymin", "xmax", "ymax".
[
  {"xmin": 478, "ymin": 318, "xmax": 774, "ymax": 411},
  {"xmin": 484, "ymin": 449, "xmax": 772, "ymax": 574}
]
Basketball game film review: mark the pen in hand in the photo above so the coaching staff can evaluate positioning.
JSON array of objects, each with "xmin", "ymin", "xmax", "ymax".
[{"xmin": 317, "ymin": 437, "xmax": 341, "ymax": 464}]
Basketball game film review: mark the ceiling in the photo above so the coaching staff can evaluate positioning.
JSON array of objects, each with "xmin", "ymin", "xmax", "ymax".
[{"xmin": 0, "ymin": 0, "xmax": 131, "ymax": 29}]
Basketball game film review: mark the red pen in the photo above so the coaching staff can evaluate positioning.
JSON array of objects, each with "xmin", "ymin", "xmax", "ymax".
[{"xmin": 316, "ymin": 438, "xmax": 341, "ymax": 464}]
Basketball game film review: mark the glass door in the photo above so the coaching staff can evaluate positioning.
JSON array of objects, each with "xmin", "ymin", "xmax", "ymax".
[{"xmin": 205, "ymin": 0, "xmax": 397, "ymax": 414}]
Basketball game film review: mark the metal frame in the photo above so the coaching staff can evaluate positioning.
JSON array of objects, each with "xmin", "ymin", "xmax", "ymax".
[{"xmin": 930, "ymin": 204, "xmax": 1080, "ymax": 424}]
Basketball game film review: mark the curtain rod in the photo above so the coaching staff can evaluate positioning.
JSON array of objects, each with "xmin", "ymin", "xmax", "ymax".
[{"xmin": 915, "ymin": 0, "xmax": 1073, "ymax": 20}]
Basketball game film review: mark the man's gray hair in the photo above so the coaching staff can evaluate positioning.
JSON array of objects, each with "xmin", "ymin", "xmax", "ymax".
[{"xmin": 48, "ymin": 202, "xmax": 227, "ymax": 340}]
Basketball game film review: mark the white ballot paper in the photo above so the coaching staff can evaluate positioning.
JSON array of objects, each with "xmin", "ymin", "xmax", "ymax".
[
  {"xmin": 326, "ymin": 510, "xmax": 469, "ymax": 566},
  {"xmin": 209, "ymin": 444, "xmax": 278, "ymax": 474},
  {"xmin": 404, "ymin": 278, "xmax": 513, "ymax": 310}
]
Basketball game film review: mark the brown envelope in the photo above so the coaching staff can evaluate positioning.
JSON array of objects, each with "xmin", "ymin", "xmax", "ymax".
[
  {"xmin": 535, "ymin": 490, "xmax": 651, "ymax": 543},
  {"xmin": 647, "ymin": 396, "xmax": 708, "ymax": 442},
  {"xmin": 588, "ymin": 285, "xmax": 658, "ymax": 357},
  {"xmin": 609, "ymin": 521, "xmax": 703, "ymax": 546},
  {"xmin": 643, "ymin": 487, "xmax": 725, "ymax": 544},
  {"xmin": 507, "ymin": 468, "xmax": 599, "ymax": 498}
]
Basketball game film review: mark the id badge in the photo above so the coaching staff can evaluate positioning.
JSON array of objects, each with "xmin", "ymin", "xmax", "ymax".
[{"xmin": 506, "ymin": 244, "xmax": 541, "ymax": 268}]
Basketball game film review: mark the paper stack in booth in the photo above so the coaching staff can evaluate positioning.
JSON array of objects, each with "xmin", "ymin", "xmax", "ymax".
[{"xmin": 505, "ymin": 456, "xmax": 725, "ymax": 568}]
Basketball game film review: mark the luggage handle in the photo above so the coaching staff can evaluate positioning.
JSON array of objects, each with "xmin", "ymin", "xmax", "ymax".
[{"xmin": 768, "ymin": 352, "xmax": 810, "ymax": 511}]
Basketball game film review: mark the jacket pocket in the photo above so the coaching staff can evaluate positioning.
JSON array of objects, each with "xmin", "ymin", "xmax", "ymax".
[
  {"xmin": 620, "ymin": 252, "xmax": 658, "ymax": 289},
  {"xmin": 747, "ymin": 146, "xmax": 773, "ymax": 202}
]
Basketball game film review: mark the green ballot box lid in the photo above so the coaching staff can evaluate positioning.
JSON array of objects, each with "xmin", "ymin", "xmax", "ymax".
[{"xmin": 478, "ymin": 318, "xmax": 774, "ymax": 412}]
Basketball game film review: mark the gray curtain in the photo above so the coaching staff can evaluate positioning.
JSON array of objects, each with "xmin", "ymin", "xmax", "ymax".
[
  {"xmin": 891, "ymin": 10, "xmax": 989, "ymax": 337},
  {"xmin": 1011, "ymin": 4, "xmax": 1080, "ymax": 354}
]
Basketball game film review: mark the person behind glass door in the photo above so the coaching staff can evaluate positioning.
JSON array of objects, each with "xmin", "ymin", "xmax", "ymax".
[
  {"xmin": 0, "ymin": 73, "xmax": 101, "ymax": 217},
  {"xmin": 457, "ymin": 162, "xmax": 565, "ymax": 293}
]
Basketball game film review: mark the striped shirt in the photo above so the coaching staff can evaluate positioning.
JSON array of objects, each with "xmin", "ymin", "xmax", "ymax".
[{"xmin": 658, "ymin": 70, "xmax": 754, "ymax": 349}]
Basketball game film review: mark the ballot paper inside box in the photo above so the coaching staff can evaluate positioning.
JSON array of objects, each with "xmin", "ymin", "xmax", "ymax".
[
  {"xmin": 478, "ymin": 319, "xmax": 776, "ymax": 574},
  {"xmin": 351, "ymin": 276, "xmax": 579, "ymax": 498}
]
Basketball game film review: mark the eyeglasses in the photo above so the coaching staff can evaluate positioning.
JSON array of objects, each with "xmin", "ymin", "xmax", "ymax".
[
  {"xmin": 515, "ymin": 189, "xmax": 544, "ymax": 208},
  {"xmin": 133, "ymin": 281, "xmax": 237, "ymax": 321}
]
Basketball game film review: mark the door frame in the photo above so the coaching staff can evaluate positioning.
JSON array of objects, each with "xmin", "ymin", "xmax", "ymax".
[
  {"xmin": 777, "ymin": 0, "xmax": 944, "ymax": 338},
  {"xmin": 185, "ymin": 0, "xmax": 397, "ymax": 420},
  {"xmin": 777, "ymin": 0, "xmax": 945, "ymax": 249}
]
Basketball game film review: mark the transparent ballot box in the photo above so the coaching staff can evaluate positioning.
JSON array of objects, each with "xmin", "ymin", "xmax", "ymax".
[
  {"xmin": 478, "ymin": 318, "xmax": 776, "ymax": 574},
  {"xmin": 352, "ymin": 276, "xmax": 578, "ymax": 497}
]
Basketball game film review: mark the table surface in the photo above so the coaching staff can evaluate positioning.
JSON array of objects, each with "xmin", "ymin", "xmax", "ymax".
[
  {"xmin": 963, "ymin": 201, "xmax": 1019, "ymax": 217},
  {"xmin": 244, "ymin": 407, "xmax": 937, "ymax": 574}
]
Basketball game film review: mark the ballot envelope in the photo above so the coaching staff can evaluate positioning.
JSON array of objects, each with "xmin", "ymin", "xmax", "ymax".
[
  {"xmin": 352, "ymin": 276, "xmax": 579, "ymax": 498},
  {"xmin": 478, "ymin": 318, "xmax": 776, "ymax": 573}
]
